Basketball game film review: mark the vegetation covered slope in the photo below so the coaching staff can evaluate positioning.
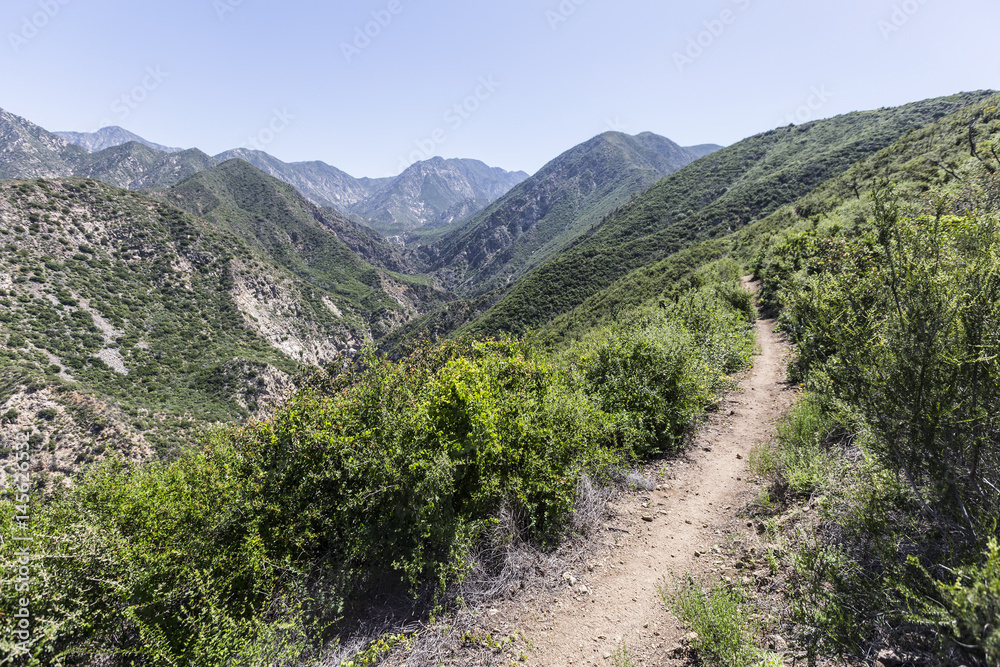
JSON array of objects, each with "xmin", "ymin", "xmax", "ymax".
[
  {"xmin": 536, "ymin": 92, "xmax": 1000, "ymax": 347},
  {"xmin": 466, "ymin": 91, "xmax": 994, "ymax": 337},
  {"xmin": 424, "ymin": 131, "xmax": 717, "ymax": 294},
  {"xmin": 0, "ymin": 174, "xmax": 444, "ymax": 484},
  {"xmin": 163, "ymin": 159, "xmax": 437, "ymax": 288},
  {"xmin": 0, "ymin": 108, "xmax": 91, "ymax": 179}
]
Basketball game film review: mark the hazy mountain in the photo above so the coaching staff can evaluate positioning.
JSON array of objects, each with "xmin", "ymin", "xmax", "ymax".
[
  {"xmin": 212, "ymin": 148, "xmax": 377, "ymax": 210},
  {"xmin": 56, "ymin": 126, "xmax": 183, "ymax": 154},
  {"xmin": 349, "ymin": 157, "xmax": 530, "ymax": 236},
  {"xmin": 4, "ymin": 110, "xmax": 526, "ymax": 239},
  {"xmin": 0, "ymin": 107, "xmax": 89, "ymax": 179},
  {"xmin": 424, "ymin": 131, "xmax": 716, "ymax": 293}
]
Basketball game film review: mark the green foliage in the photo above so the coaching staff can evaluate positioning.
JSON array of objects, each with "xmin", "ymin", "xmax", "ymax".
[
  {"xmin": 468, "ymin": 92, "xmax": 994, "ymax": 338},
  {"xmin": 906, "ymin": 540, "xmax": 1000, "ymax": 665},
  {"xmin": 663, "ymin": 577, "xmax": 765, "ymax": 667},
  {"xmin": 751, "ymin": 394, "xmax": 840, "ymax": 498},
  {"xmin": 760, "ymin": 173, "xmax": 1000, "ymax": 664},
  {"xmin": 783, "ymin": 185, "xmax": 1000, "ymax": 536},
  {"xmin": 567, "ymin": 291, "xmax": 755, "ymax": 455}
]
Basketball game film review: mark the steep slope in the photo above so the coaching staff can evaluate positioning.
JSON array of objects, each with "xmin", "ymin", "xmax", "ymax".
[
  {"xmin": 536, "ymin": 91, "xmax": 1000, "ymax": 347},
  {"xmin": 0, "ymin": 174, "xmax": 448, "ymax": 484},
  {"xmin": 0, "ymin": 178, "xmax": 335, "ymax": 472},
  {"xmin": 424, "ymin": 131, "xmax": 715, "ymax": 294},
  {"xmin": 56, "ymin": 126, "xmax": 183, "ymax": 153},
  {"xmin": 0, "ymin": 108, "xmax": 90, "ymax": 179},
  {"xmin": 0, "ymin": 110, "xmax": 218, "ymax": 191},
  {"xmin": 128, "ymin": 148, "xmax": 220, "ymax": 189},
  {"xmin": 163, "ymin": 159, "xmax": 442, "ymax": 314},
  {"xmin": 213, "ymin": 148, "xmax": 376, "ymax": 209},
  {"xmin": 71, "ymin": 141, "xmax": 165, "ymax": 188},
  {"xmin": 466, "ymin": 90, "xmax": 994, "ymax": 336},
  {"xmin": 349, "ymin": 157, "xmax": 529, "ymax": 236}
]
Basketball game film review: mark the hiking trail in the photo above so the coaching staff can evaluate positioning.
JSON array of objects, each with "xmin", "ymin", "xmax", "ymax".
[{"xmin": 510, "ymin": 291, "xmax": 795, "ymax": 665}]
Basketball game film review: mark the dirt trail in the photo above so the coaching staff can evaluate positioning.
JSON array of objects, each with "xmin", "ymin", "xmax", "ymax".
[{"xmin": 512, "ymin": 302, "xmax": 795, "ymax": 665}]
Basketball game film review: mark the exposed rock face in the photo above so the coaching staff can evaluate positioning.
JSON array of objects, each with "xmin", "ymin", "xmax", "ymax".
[{"xmin": 229, "ymin": 267, "xmax": 363, "ymax": 366}]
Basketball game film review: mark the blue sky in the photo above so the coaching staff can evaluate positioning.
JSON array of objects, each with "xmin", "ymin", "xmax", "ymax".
[{"xmin": 2, "ymin": 0, "xmax": 998, "ymax": 178}]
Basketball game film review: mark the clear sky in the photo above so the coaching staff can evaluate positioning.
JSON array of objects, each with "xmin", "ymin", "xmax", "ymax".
[{"xmin": 2, "ymin": 0, "xmax": 998, "ymax": 178}]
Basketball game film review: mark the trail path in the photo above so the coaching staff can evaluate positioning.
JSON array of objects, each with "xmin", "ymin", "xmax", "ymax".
[{"xmin": 512, "ymin": 298, "xmax": 795, "ymax": 666}]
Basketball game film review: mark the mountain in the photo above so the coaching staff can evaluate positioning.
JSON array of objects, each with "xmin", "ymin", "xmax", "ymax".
[
  {"xmin": 349, "ymin": 157, "xmax": 530, "ymax": 237},
  {"xmin": 535, "ymin": 91, "xmax": 1000, "ymax": 343},
  {"xmin": 56, "ymin": 126, "xmax": 183, "ymax": 153},
  {"xmin": 213, "ymin": 150, "xmax": 530, "ymax": 237},
  {"xmin": 6, "ymin": 111, "xmax": 526, "ymax": 240},
  {"xmin": 163, "ymin": 159, "xmax": 432, "ymax": 283},
  {"xmin": 461, "ymin": 91, "xmax": 996, "ymax": 337},
  {"xmin": 212, "ymin": 148, "xmax": 377, "ymax": 209},
  {"xmin": 423, "ymin": 132, "xmax": 717, "ymax": 294},
  {"xmin": 0, "ymin": 173, "xmax": 447, "ymax": 484},
  {"xmin": 1, "ymin": 111, "xmax": 217, "ymax": 190},
  {"xmin": 0, "ymin": 107, "xmax": 89, "ymax": 178}
]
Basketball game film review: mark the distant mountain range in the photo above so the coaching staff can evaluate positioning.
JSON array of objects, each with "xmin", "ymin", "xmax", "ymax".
[
  {"xmin": 3, "ymin": 114, "xmax": 531, "ymax": 236},
  {"xmin": 56, "ymin": 126, "xmax": 184, "ymax": 154}
]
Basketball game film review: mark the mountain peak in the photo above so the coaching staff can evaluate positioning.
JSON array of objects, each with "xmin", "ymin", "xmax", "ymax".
[{"xmin": 56, "ymin": 126, "xmax": 184, "ymax": 154}]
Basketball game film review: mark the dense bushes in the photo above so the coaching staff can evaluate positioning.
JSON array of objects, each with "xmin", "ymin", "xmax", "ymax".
[
  {"xmin": 758, "ymin": 177, "xmax": 1000, "ymax": 664},
  {"xmin": 568, "ymin": 287, "xmax": 755, "ymax": 455},
  {"xmin": 0, "ymin": 289, "xmax": 756, "ymax": 665}
]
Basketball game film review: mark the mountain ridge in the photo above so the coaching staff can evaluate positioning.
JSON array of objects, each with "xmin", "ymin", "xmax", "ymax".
[
  {"xmin": 422, "ymin": 131, "xmax": 718, "ymax": 294},
  {"xmin": 56, "ymin": 126, "xmax": 184, "ymax": 154}
]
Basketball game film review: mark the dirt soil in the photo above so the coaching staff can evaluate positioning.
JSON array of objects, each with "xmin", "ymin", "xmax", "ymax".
[{"xmin": 507, "ymin": 304, "xmax": 796, "ymax": 666}]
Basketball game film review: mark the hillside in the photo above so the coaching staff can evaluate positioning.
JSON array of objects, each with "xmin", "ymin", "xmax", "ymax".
[
  {"xmin": 422, "ymin": 132, "xmax": 716, "ymax": 294},
  {"xmin": 163, "ymin": 159, "xmax": 435, "ymax": 286},
  {"xmin": 537, "ymin": 91, "xmax": 1000, "ymax": 347},
  {"xmin": 0, "ymin": 175, "xmax": 445, "ymax": 486},
  {"xmin": 0, "ymin": 108, "xmax": 90, "ymax": 179},
  {"xmin": 465, "ymin": 91, "xmax": 995, "ymax": 336}
]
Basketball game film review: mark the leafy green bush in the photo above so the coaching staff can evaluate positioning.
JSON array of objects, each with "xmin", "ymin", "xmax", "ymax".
[
  {"xmin": 906, "ymin": 539, "xmax": 1000, "ymax": 664},
  {"xmin": 0, "ymin": 337, "xmax": 626, "ymax": 664},
  {"xmin": 784, "ymin": 186, "xmax": 1000, "ymax": 537},
  {"xmin": 663, "ymin": 577, "xmax": 767, "ymax": 667},
  {"xmin": 568, "ymin": 291, "xmax": 755, "ymax": 455}
]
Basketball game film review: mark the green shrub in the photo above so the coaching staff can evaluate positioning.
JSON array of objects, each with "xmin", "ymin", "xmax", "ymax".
[
  {"xmin": 784, "ymin": 185, "xmax": 1000, "ymax": 537},
  {"xmin": 663, "ymin": 577, "xmax": 765, "ymax": 667},
  {"xmin": 752, "ymin": 394, "xmax": 840, "ymax": 498},
  {"xmin": 907, "ymin": 539, "xmax": 1000, "ymax": 664},
  {"xmin": 570, "ymin": 293, "xmax": 755, "ymax": 455}
]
